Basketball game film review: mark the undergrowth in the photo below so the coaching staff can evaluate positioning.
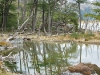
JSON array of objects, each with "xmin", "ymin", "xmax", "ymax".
[{"xmin": 70, "ymin": 32, "xmax": 95, "ymax": 40}]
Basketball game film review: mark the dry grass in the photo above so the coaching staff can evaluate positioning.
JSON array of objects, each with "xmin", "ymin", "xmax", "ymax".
[
  {"xmin": 0, "ymin": 70, "xmax": 18, "ymax": 75},
  {"xmin": 0, "ymin": 42, "xmax": 11, "ymax": 46},
  {"xmin": 0, "ymin": 33, "xmax": 100, "ymax": 43},
  {"xmin": 30, "ymin": 34, "xmax": 71, "ymax": 42}
]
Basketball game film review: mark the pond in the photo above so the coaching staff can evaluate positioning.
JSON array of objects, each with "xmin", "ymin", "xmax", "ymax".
[{"xmin": 1, "ymin": 41, "xmax": 100, "ymax": 75}]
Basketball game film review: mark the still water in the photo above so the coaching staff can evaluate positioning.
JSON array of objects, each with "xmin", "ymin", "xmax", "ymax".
[{"xmin": 8, "ymin": 41, "xmax": 100, "ymax": 75}]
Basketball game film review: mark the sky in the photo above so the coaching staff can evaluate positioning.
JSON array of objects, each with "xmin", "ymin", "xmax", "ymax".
[
  {"xmin": 85, "ymin": 0, "xmax": 100, "ymax": 1},
  {"xmin": 90, "ymin": 0, "xmax": 100, "ymax": 1},
  {"xmin": 68, "ymin": 0, "xmax": 100, "ymax": 2}
]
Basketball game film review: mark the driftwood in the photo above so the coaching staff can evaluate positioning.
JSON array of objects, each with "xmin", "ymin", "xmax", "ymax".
[{"xmin": 0, "ymin": 52, "xmax": 16, "ymax": 62}]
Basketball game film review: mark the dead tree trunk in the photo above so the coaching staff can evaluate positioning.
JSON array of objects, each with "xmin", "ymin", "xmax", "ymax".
[{"xmin": 18, "ymin": 13, "xmax": 33, "ymax": 31}]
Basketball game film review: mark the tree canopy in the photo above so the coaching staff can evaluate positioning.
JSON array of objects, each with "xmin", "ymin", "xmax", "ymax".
[
  {"xmin": 0, "ymin": 0, "xmax": 17, "ymax": 31},
  {"xmin": 0, "ymin": 0, "xmax": 99, "ymax": 34},
  {"xmin": 84, "ymin": 2, "xmax": 100, "ymax": 21}
]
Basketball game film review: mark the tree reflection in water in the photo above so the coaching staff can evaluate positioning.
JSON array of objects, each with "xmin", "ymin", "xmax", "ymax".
[
  {"xmin": 15, "ymin": 41, "xmax": 100, "ymax": 75},
  {"xmin": 15, "ymin": 41, "xmax": 78, "ymax": 75}
]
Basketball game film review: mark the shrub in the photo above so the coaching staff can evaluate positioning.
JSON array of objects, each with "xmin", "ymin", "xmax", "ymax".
[{"xmin": 70, "ymin": 32, "xmax": 83, "ymax": 39}]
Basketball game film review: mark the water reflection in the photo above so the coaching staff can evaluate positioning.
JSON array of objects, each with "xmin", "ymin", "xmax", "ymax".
[{"xmin": 14, "ymin": 41, "xmax": 100, "ymax": 75}]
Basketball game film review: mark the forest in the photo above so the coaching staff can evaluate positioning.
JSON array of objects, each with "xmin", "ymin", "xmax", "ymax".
[
  {"xmin": 1, "ymin": 0, "xmax": 100, "ymax": 75},
  {"xmin": 0, "ymin": 0, "xmax": 100, "ymax": 35}
]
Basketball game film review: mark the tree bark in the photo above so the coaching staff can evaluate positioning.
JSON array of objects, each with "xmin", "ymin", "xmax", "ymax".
[
  {"xmin": 32, "ymin": 0, "xmax": 38, "ymax": 32},
  {"xmin": 78, "ymin": 2, "xmax": 81, "ymax": 30},
  {"xmin": 48, "ymin": 0, "xmax": 51, "ymax": 35}
]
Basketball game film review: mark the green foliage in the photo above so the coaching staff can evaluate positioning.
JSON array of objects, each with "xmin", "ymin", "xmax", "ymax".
[
  {"xmin": 85, "ymin": 2, "xmax": 100, "ymax": 21},
  {"xmin": 4, "ymin": 61, "xmax": 17, "ymax": 72},
  {"xmin": 70, "ymin": 32, "xmax": 81, "ymax": 39},
  {"xmin": 27, "ymin": 0, "xmax": 49, "ymax": 12},
  {"xmin": 0, "ymin": 0, "xmax": 17, "ymax": 31},
  {"xmin": 84, "ymin": 33, "xmax": 94, "ymax": 38},
  {"xmin": 84, "ymin": 33, "xmax": 94, "ymax": 41},
  {"xmin": 53, "ymin": 11, "xmax": 78, "ymax": 31},
  {"xmin": 70, "ymin": 32, "xmax": 94, "ymax": 40},
  {"xmin": 7, "ymin": 13, "xmax": 17, "ymax": 30},
  {"xmin": 53, "ymin": 3, "xmax": 78, "ymax": 31},
  {"xmin": 92, "ymin": 2, "xmax": 100, "ymax": 6},
  {"xmin": 84, "ymin": 14, "xmax": 95, "ymax": 18},
  {"xmin": 75, "ymin": 0, "xmax": 87, "ymax": 3}
]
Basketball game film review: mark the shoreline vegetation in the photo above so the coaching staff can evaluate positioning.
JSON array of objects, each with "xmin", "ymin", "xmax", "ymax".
[{"xmin": 0, "ymin": 32, "xmax": 100, "ymax": 44}]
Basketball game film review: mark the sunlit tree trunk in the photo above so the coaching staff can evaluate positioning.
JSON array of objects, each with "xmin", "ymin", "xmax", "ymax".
[
  {"xmin": 78, "ymin": 2, "xmax": 82, "ymax": 30},
  {"xmin": 84, "ymin": 19, "xmax": 88, "ymax": 34},
  {"xmin": 17, "ymin": 0, "xmax": 20, "ymax": 29},
  {"xmin": 2, "ymin": 5, "xmax": 4, "ymax": 33},
  {"xmin": 48, "ymin": 0, "xmax": 51, "ymax": 35},
  {"xmin": 42, "ymin": 0, "xmax": 45, "ymax": 31},
  {"xmin": 75, "ymin": 0, "xmax": 87, "ymax": 31},
  {"xmin": 32, "ymin": 0, "xmax": 38, "ymax": 32}
]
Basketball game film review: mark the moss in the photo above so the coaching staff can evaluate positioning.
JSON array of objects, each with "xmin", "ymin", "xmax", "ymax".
[
  {"xmin": 93, "ymin": 66, "xmax": 100, "ymax": 75},
  {"xmin": 0, "ymin": 42, "xmax": 10, "ymax": 46}
]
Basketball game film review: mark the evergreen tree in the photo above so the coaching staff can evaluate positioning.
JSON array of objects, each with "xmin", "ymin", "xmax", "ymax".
[
  {"xmin": 0, "ymin": 0, "xmax": 17, "ymax": 32},
  {"xmin": 90, "ymin": 2, "xmax": 100, "ymax": 20},
  {"xmin": 84, "ymin": 2, "xmax": 100, "ymax": 21}
]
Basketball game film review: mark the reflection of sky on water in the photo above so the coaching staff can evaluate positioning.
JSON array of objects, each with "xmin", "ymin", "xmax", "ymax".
[
  {"xmin": 81, "ymin": 44, "xmax": 100, "ymax": 67},
  {"xmin": 62, "ymin": 43, "xmax": 100, "ymax": 68},
  {"xmin": 70, "ymin": 44, "xmax": 100, "ymax": 67}
]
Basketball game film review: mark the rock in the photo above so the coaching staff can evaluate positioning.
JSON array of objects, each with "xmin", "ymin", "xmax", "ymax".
[
  {"xmin": 64, "ymin": 63, "xmax": 100, "ymax": 75},
  {"xmin": 68, "ymin": 63, "xmax": 91, "ymax": 75},
  {"xmin": 6, "ymin": 36, "xmax": 15, "ymax": 42},
  {"xmin": 23, "ymin": 38, "xmax": 31, "ymax": 41}
]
